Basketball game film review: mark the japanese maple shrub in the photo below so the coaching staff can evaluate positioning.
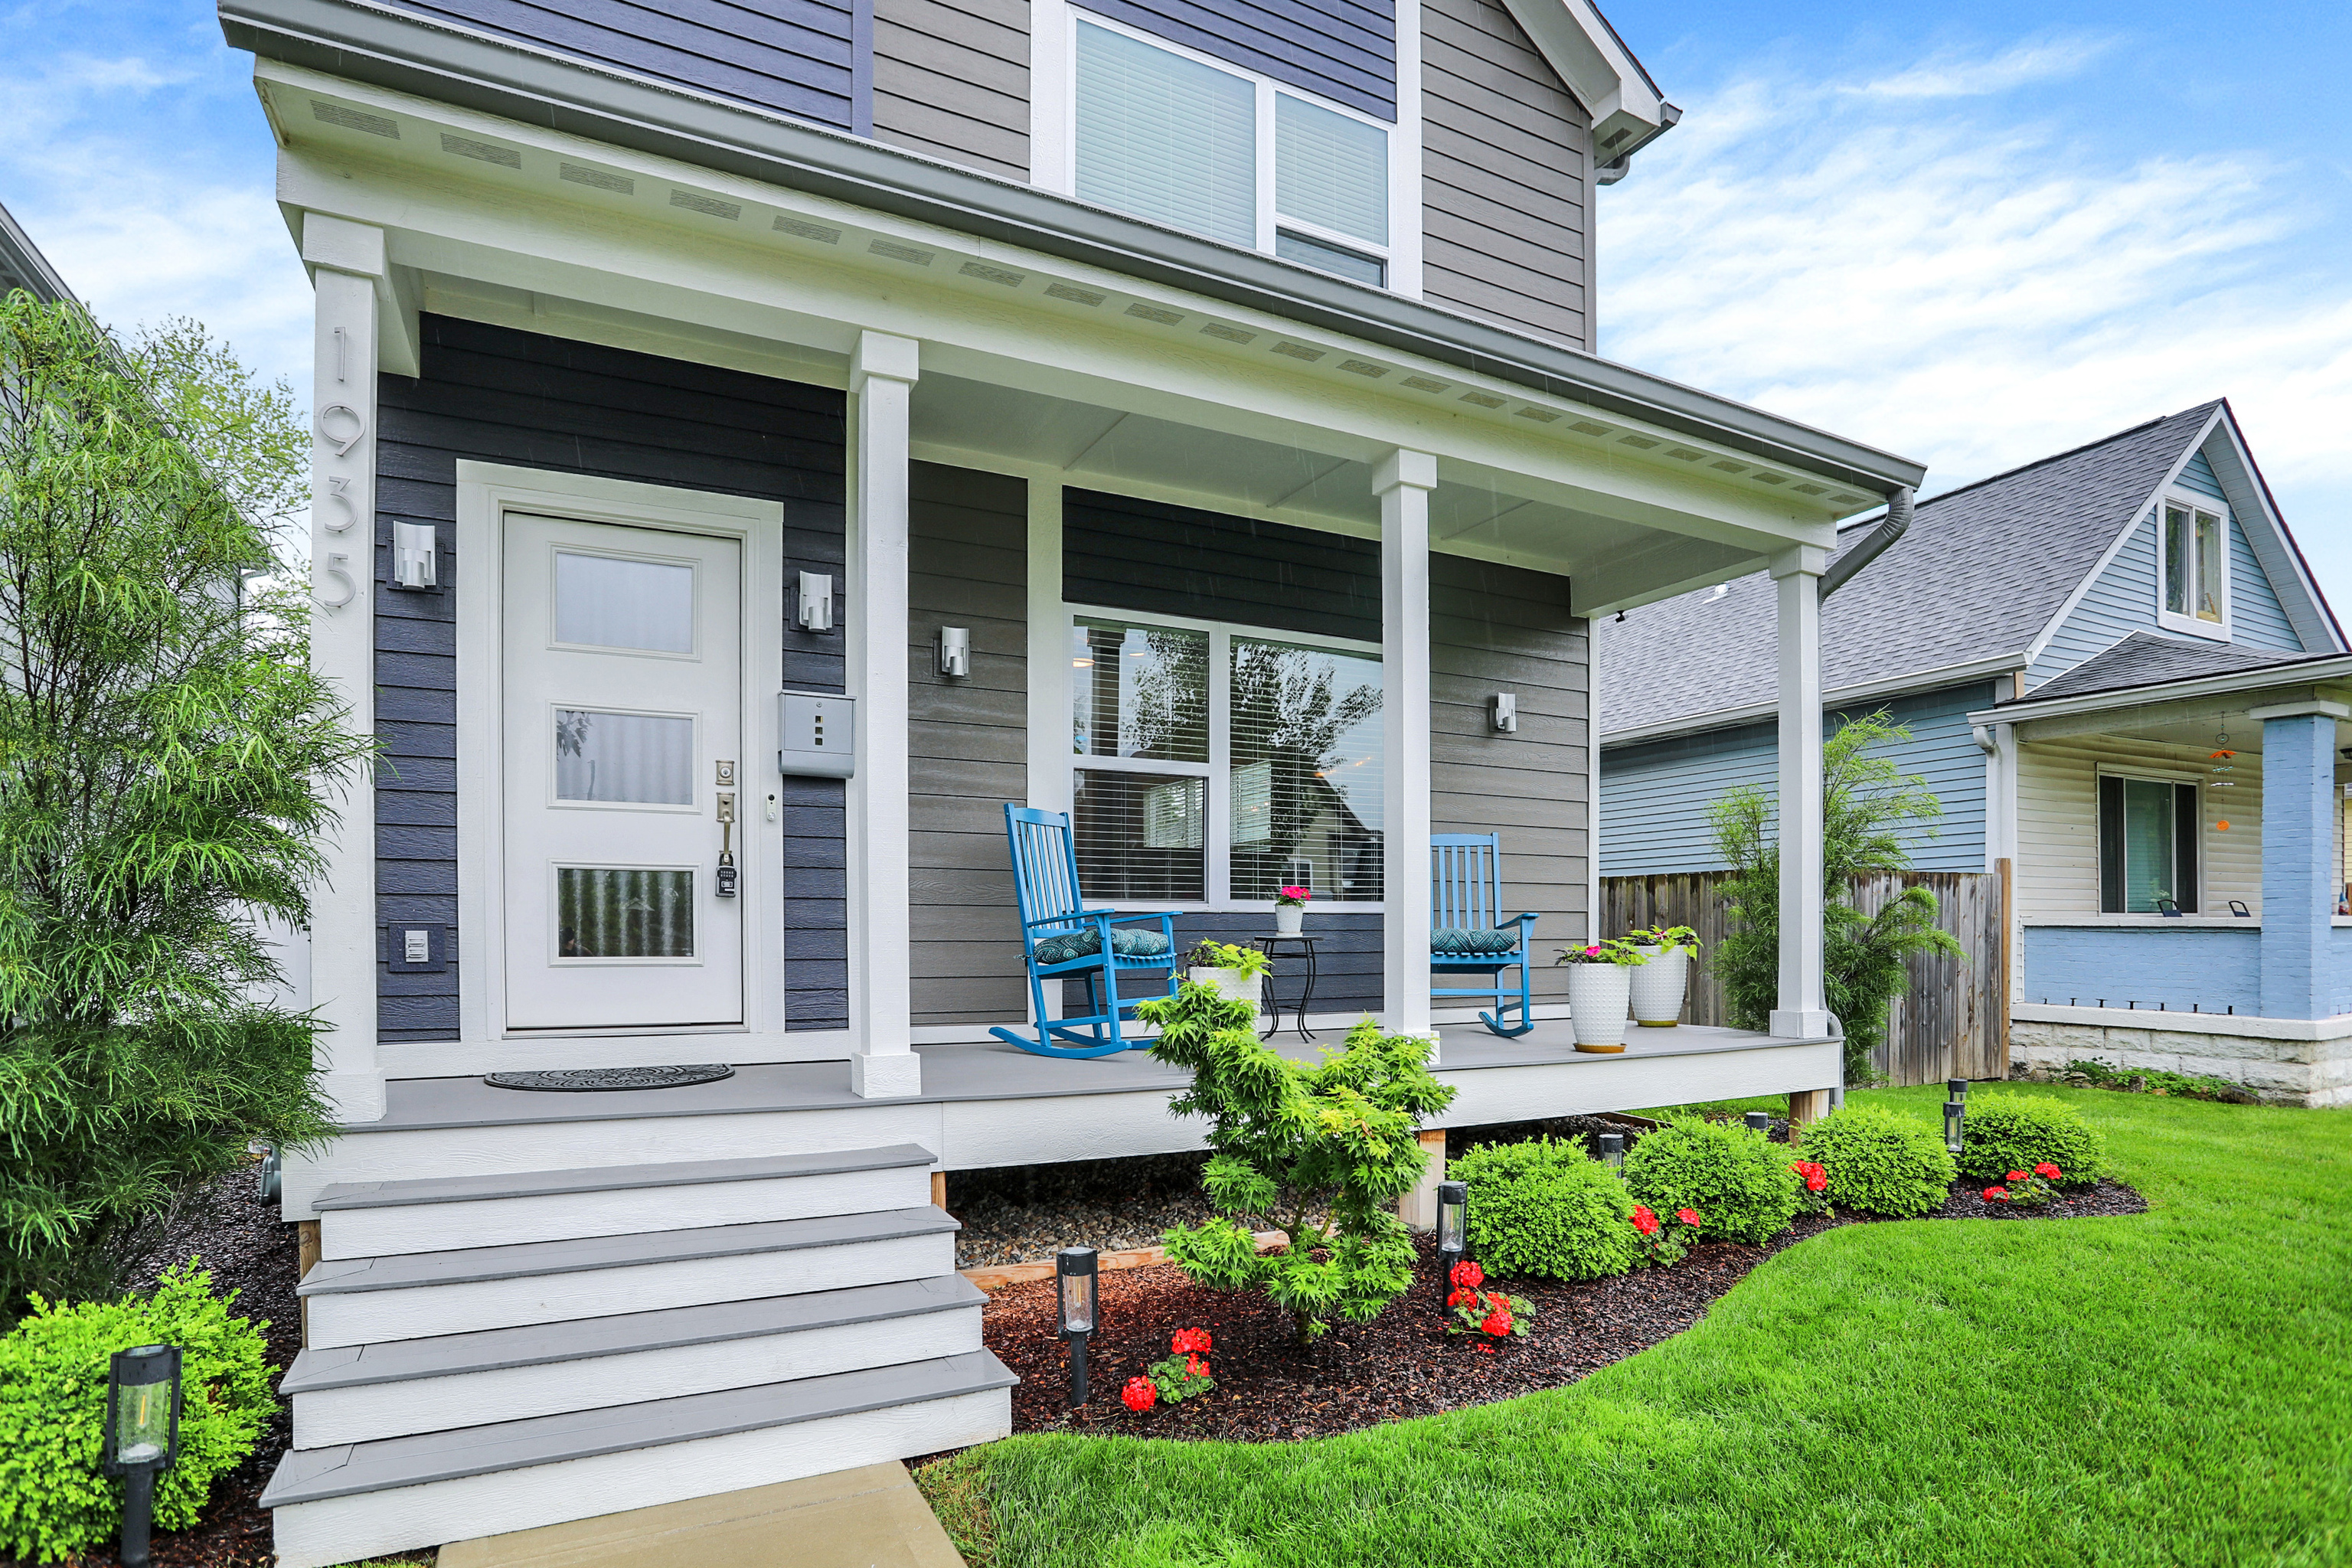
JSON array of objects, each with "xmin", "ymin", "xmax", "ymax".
[
  {"xmin": 1449, "ymin": 1138, "xmax": 1639, "ymax": 1280},
  {"xmin": 1796, "ymin": 1103, "xmax": 1957, "ymax": 1217},
  {"xmin": 1142, "ymin": 985, "xmax": 1455, "ymax": 1344},
  {"xmin": 1622, "ymin": 1116, "xmax": 1802, "ymax": 1244},
  {"xmin": 1958, "ymin": 1096, "xmax": 2105, "ymax": 1185}
]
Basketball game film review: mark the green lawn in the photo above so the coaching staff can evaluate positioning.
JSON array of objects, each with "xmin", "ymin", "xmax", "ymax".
[{"xmin": 930, "ymin": 1086, "xmax": 2352, "ymax": 1567}]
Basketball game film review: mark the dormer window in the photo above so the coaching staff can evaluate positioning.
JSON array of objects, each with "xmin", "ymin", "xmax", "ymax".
[
  {"xmin": 2158, "ymin": 498, "xmax": 2229, "ymax": 638},
  {"xmin": 1064, "ymin": 14, "xmax": 1396, "ymax": 288}
]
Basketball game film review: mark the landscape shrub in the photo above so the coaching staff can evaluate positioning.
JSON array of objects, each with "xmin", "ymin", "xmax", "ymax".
[
  {"xmin": 1796, "ymin": 1103, "xmax": 1957, "ymax": 1217},
  {"xmin": 0, "ymin": 1262, "xmax": 276, "ymax": 1563},
  {"xmin": 1958, "ymin": 1096, "xmax": 2105, "ymax": 1185},
  {"xmin": 1449, "ymin": 1138, "xmax": 1638, "ymax": 1280},
  {"xmin": 1621, "ymin": 1116, "xmax": 1802, "ymax": 1244},
  {"xmin": 1142, "ymin": 987, "xmax": 1455, "ymax": 1344}
]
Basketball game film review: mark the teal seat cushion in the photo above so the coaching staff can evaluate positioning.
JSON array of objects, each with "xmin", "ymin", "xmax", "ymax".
[
  {"xmin": 1034, "ymin": 926, "xmax": 1174, "ymax": 965},
  {"xmin": 1432, "ymin": 926, "xmax": 1521, "ymax": 956}
]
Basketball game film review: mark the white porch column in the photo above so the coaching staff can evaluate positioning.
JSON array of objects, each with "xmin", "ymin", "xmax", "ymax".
[
  {"xmin": 1769, "ymin": 545, "xmax": 1834, "ymax": 1039},
  {"xmin": 1377, "ymin": 449, "xmax": 1437, "ymax": 1050},
  {"xmin": 303, "ymin": 214, "xmax": 387, "ymax": 1124},
  {"xmin": 848, "ymin": 331, "xmax": 922, "ymax": 1099}
]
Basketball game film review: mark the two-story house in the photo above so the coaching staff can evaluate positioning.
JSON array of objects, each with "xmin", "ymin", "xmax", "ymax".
[
  {"xmin": 1599, "ymin": 402, "xmax": 2350, "ymax": 1106},
  {"xmin": 219, "ymin": 0, "xmax": 1929, "ymax": 1559}
]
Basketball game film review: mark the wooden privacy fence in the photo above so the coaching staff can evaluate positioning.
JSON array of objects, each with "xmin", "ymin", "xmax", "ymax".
[{"xmin": 1602, "ymin": 871, "xmax": 2009, "ymax": 1086}]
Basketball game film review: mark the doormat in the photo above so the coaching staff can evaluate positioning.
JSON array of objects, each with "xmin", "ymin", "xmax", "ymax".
[{"xmin": 484, "ymin": 1064, "xmax": 737, "ymax": 1091}]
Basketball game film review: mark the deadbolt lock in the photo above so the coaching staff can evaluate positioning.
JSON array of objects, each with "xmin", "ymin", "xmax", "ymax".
[{"xmin": 714, "ymin": 759, "xmax": 737, "ymax": 786}]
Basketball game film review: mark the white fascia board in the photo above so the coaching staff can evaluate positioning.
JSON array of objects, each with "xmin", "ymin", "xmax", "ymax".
[
  {"xmin": 1600, "ymin": 654, "xmax": 2024, "ymax": 748},
  {"xmin": 1967, "ymin": 654, "xmax": 2352, "ymax": 728},
  {"xmin": 1494, "ymin": 0, "xmax": 1671, "ymax": 159},
  {"xmin": 2197, "ymin": 410, "xmax": 2348, "ymax": 655}
]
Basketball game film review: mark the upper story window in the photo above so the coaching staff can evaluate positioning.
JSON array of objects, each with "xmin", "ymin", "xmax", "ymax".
[
  {"xmin": 1071, "ymin": 16, "xmax": 1393, "ymax": 287},
  {"xmin": 2158, "ymin": 497, "xmax": 2230, "ymax": 639}
]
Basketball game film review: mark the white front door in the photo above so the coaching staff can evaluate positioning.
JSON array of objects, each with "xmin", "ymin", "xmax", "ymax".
[{"xmin": 501, "ymin": 513, "xmax": 744, "ymax": 1031}]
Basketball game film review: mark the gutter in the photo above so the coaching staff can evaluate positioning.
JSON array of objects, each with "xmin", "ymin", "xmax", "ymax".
[
  {"xmin": 217, "ymin": 0, "xmax": 1926, "ymax": 498},
  {"xmin": 1818, "ymin": 486, "xmax": 1910, "ymax": 601}
]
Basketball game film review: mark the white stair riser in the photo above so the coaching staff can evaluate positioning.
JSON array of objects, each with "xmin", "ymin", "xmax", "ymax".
[
  {"xmin": 270, "ymin": 1387, "xmax": 1012, "ymax": 1568},
  {"xmin": 292, "ymin": 1308, "xmax": 983, "ymax": 1447},
  {"xmin": 282, "ymin": 1105, "xmax": 942, "ymax": 1219},
  {"xmin": 306, "ymin": 1233, "xmax": 953, "ymax": 1348},
  {"xmin": 319, "ymin": 1166, "xmax": 933, "ymax": 1258}
]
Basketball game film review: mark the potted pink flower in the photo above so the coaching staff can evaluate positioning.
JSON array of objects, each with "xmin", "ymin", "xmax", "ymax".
[{"xmin": 1273, "ymin": 884, "xmax": 1311, "ymax": 938}]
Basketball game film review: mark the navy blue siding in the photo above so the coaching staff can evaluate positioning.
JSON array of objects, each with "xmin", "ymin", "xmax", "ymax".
[
  {"xmin": 1601, "ymin": 683, "xmax": 1994, "ymax": 877},
  {"xmin": 1063, "ymin": 488, "xmax": 1380, "ymax": 642},
  {"xmin": 1085, "ymin": 0, "xmax": 1397, "ymax": 121},
  {"xmin": 386, "ymin": 0, "xmax": 861, "ymax": 132},
  {"xmin": 374, "ymin": 314, "xmax": 848, "ymax": 1040}
]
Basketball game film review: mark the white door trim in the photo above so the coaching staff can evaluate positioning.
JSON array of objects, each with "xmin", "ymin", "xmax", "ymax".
[{"xmin": 456, "ymin": 461, "xmax": 786, "ymax": 1050}]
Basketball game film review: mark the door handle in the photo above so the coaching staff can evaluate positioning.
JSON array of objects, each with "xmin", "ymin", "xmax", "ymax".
[{"xmin": 715, "ymin": 789, "xmax": 738, "ymax": 897}]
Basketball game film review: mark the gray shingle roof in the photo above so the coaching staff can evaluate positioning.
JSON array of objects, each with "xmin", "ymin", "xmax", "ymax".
[
  {"xmin": 1599, "ymin": 403, "xmax": 2223, "ymax": 738},
  {"xmin": 2011, "ymin": 630, "xmax": 2321, "ymax": 704},
  {"xmin": 0, "ymin": 201, "xmax": 72, "ymax": 304}
]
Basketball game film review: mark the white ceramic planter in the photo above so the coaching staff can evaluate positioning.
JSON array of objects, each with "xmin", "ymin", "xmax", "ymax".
[
  {"xmin": 1273, "ymin": 905, "xmax": 1305, "ymax": 938},
  {"xmin": 1188, "ymin": 966, "xmax": 1263, "ymax": 1010},
  {"xmin": 1565, "ymin": 964, "xmax": 1633, "ymax": 1052},
  {"xmin": 1628, "ymin": 946, "xmax": 1690, "ymax": 1027}
]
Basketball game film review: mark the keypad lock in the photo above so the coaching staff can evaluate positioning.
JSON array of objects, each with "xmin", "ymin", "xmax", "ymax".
[{"xmin": 714, "ymin": 778, "xmax": 739, "ymax": 898}]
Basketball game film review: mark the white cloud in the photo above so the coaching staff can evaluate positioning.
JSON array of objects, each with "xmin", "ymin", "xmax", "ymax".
[
  {"xmin": 1601, "ymin": 42, "xmax": 2352, "ymax": 611},
  {"xmin": 1850, "ymin": 34, "xmax": 2115, "ymax": 100}
]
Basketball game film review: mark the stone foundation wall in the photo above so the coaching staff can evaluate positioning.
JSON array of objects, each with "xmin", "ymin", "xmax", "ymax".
[{"xmin": 2011, "ymin": 1018, "xmax": 2352, "ymax": 1108}]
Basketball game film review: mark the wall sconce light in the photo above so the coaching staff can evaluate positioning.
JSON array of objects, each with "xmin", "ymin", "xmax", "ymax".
[
  {"xmin": 1436, "ymin": 1180, "xmax": 1468, "ymax": 1285},
  {"xmin": 1057, "ymin": 1246, "xmax": 1098, "ymax": 1410},
  {"xmin": 1491, "ymin": 693, "xmax": 1518, "ymax": 733},
  {"xmin": 940, "ymin": 626, "xmax": 971, "ymax": 678},
  {"xmin": 1596, "ymin": 1131, "xmax": 1625, "ymax": 1171},
  {"xmin": 794, "ymin": 570, "xmax": 835, "ymax": 632},
  {"xmin": 390, "ymin": 521, "xmax": 437, "ymax": 590},
  {"xmin": 104, "ymin": 1344, "xmax": 183, "ymax": 1568}
]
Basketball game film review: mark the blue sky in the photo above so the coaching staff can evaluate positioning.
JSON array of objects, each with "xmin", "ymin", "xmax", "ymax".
[{"xmin": 4, "ymin": 0, "xmax": 2348, "ymax": 616}]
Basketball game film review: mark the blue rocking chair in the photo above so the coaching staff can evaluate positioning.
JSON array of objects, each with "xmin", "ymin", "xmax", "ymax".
[
  {"xmin": 988, "ymin": 804, "xmax": 1183, "ymax": 1060},
  {"xmin": 1430, "ymin": 833, "xmax": 1540, "ymax": 1038}
]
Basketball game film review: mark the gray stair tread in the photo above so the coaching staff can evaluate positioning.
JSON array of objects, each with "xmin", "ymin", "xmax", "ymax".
[
  {"xmin": 299, "ymin": 1207, "xmax": 959, "ymax": 1296},
  {"xmin": 282, "ymin": 1275, "xmax": 985, "ymax": 1393},
  {"xmin": 261, "ymin": 1348, "xmax": 1017, "ymax": 1508},
  {"xmin": 312, "ymin": 1143, "xmax": 937, "ymax": 1211}
]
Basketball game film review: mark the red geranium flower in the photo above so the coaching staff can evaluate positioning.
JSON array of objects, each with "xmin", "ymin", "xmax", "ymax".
[
  {"xmin": 2007, "ymin": 1170, "xmax": 2029, "ymax": 1183},
  {"xmin": 1807, "ymin": 1171, "xmax": 1827, "ymax": 1192},
  {"xmin": 1449, "ymin": 1259, "xmax": 1484, "ymax": 1290},
  {"xmin": 1632, "ymin": 1204, "xmax": 1660, "ymax": 1236},
  {"xmin": 1675, "ymin": 1208, "xmax": 1702, "ymax": 1228},
  {"xmin": 2034, "ymin": 1162, "xmax": 2062, "ymax": 1180},
  {"xmin": 1983, "ymin": 1186, "xmax": 2010, "ymax": 1203},
  {"xmin": 1481, "ymin": 1308, "xmax": 1512, "ymax": 1337},
  {"xmin": 1186, "ymin": 1354, "xmax": 1210, "ymax": 1377},
  {"xmin": 1446, "ymin": 1288, "xmax": 1472, "ymax": 1308},
  {"xmin": 1170, "ymin": 1328, "xmax": 1212, "ymax": 1355},
  {"xmin": 1122, "ymin": 1376, "xmax": 1158, "ymax": 1413}
]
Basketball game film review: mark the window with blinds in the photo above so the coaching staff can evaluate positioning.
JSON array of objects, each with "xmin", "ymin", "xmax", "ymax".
[
  {"xmin": 2099, "ymin": 775, "xmax": 2200, "ymax": 913},
  {"xmin": 1067, "ymin": 611, "xmax": 1381, "ymax": 906},
  {"xmin": 1074, "ymin": 21, "xmax": 1256, "ymax": 250},
  {"xmin": 1275, "ymin": 94, "xmax": 1386, "ymax": 247}
]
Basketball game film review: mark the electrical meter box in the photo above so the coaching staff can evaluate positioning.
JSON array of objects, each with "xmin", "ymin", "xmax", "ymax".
[{"xmin": 779, "ymin": 691, "xmax": 856, "ymax": 779}]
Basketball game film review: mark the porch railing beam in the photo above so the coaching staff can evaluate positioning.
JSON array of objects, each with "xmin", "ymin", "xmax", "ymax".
[
  {"xmin": 1377, "ymin": 449, "xmax": 1438, "ymax": 1054},
  {"xmin": 1769, "ymin": 545, "xmax": 1834, "ymax": 1041},
  {"xmin": 849, "ymin": 331, "xmax": 922, "ymax": 1098}
]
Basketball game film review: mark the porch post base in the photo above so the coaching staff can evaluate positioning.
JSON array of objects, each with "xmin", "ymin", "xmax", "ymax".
[
  {"xmin": 318, "ymin": 1071, "xmax": 388, "ymax": 1125},
  {"xmin": 851, "ymin": 1050, "xmax": 923, "ymax": 1099},
  {"xmin": 1399, "ymin": 1129, "xmax": 1446, "ymax": 1231},
  {"xmin": 1786, "ymin": 1089, "xmax": 1831, "ymax": 1130},
  {"xmin": 1769, "ymin": 1008, "xmax": 1838, "ymax": 1040}
]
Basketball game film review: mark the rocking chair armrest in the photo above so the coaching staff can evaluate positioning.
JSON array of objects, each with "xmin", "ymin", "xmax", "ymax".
[
  {"xmin": 1106, "ymin": 910, "xmax": 1179, "ymax": 926},
  {"xmin": 1505, "ymin": 912, "xmax": 1542, "ymax": 929},
  {"xmin": 1023, "ymin": 909, "xmax": 1120, "ymax": 928}
]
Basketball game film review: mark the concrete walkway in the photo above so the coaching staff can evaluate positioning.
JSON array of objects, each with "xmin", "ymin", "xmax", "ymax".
[{"xmin": 435, "ymin": 1462, "xmax": 965, "ymax": 1567}]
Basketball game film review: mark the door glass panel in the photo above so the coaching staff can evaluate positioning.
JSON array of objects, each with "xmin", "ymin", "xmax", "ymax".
[
  {"xmin": 556, "ymin": 867, "xmax": 696, "ymax": 958},
  {"xmin": 554, "ymin": 551, "xmax": 694, "ymax": 653},
  {"xmin": 2121, "ymin": 779, "xmax": 2174, "ymax": 913},
  {"xmin": 555, "ymin": 710, "xmax": 694, "ymax": 805}
]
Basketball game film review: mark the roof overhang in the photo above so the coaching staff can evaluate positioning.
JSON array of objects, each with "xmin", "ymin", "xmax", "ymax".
[
  {"xmin": 218, "ymin": 0, "xmax": 1916, "ymax": 500},
  {"xmin": 1604, "ymin": 654, "xmax": 2021, "ymax": 749},
  {"xmin": 1971, "ymin": 652, "xmax": 2352, "ymax": 736},
  {"xmin": 0, "ymin": 201, "xmax": 74, "ymax": 304},
  {"xmin": 1496, "ymin": 0, "xmax": 1679, "ymax": 175}
]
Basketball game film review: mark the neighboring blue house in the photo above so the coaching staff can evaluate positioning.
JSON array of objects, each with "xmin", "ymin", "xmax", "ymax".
[{"xmin": 1599, "ymin": 401, "xmax": 2352, "ymax": 1106}]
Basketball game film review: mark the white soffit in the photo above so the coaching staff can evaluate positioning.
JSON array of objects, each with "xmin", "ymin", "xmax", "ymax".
[{"xmin": 1494, "ymin": 0, "xmax": 1674, "ymax": 161}]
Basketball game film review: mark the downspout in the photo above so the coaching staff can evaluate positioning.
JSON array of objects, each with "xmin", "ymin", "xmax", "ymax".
[{"xmin": 1818, "ymin": 485, "xmax": 1913, "ymax": 602}]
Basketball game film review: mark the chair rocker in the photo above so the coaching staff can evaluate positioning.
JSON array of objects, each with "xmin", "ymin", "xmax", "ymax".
[
  {"xmin": 988, "ymin": 804, "xmax": 1182, "ymax": 1060},
  {"xmin": 1430, "ymin": 833, "xmax": 1540, "ymax": 1038}
]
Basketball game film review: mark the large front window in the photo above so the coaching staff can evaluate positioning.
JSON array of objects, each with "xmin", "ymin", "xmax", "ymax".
[
  {"xmin": 2099, "ymin": 774, "xmax": 2200, "ymax": 913},
  {"xmin": 1070, "ymin": 612, "xmax": 1383, "ymax": 906}
]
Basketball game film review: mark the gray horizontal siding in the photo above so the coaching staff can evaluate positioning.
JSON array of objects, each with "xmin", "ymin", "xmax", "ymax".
[
  {"xmin": 872, "ymin": 0, "xmax": 1029, "ymax": 179},
  {"xmin": 1419, "ymin": 0, "xmax": 1589, "ymax": 350},
  {"xmin": 1063, "ymin": 488, "xmax": 1379, "ymax": 642},
  {"xmin": 909, "ymin": 462, "xmax": 1030, "ymax": 1026},
  {"xmin": 374, "ymin": 314, "xmax": 847, "ymax": 1040},
  {"xmin": 1601, "ymin": 682, "xmax": 1994, "ymax": 878},
  {"xmin": 1083, "ymin": 0, "xmax": 1397, "ymax": 122},
  {"xmin": 387, "ymin": 0, "xmax": 859, "ymax": 132}
]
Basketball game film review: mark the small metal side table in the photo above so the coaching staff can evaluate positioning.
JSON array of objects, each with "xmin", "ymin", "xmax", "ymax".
[{"xmin": 1252, "ymin": 936, "xmax": 1320, "ymax": 1043}]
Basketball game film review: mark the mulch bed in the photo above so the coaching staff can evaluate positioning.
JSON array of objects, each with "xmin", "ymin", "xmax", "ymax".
[
  {"xmin": 1, "ymin": 1164, "xmax": 303, "ymax": 1568},
  {"xmin": 982, "ymin": 1176, "xmax": 2146, "ymax": 1443}
]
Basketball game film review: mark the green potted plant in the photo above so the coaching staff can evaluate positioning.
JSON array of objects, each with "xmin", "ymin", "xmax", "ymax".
[
  {"xmin": 1272, "ymin": 884, "xmax": 1311, "ymax": 939},
  {"xmin": 1187, "ymin": 940, "xmax": 1270, "ymax": 1010},
  {"xmin": 1553, "ymin": 939, "xmax": 1647, "ymax": 1053},
  {"xmin": 1625, "ymin": 925, "xmax": 1699, "ymax": 1027}
]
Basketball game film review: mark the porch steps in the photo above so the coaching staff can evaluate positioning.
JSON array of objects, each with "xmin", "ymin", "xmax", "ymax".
[{"xmin": 264, "ymin": 1144, "xmax": 1014, "ymax": 1568}]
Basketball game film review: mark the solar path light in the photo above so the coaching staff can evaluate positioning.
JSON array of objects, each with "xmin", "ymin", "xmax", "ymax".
[
  {"xmin": 1057, "ymin": 1246, "xmax": 1098, "ymax": 1410},
  {"xmin": 1597, "ymin": 1131, "xmax": 1625, "ymax": 1171},
  {"xmin": 104, "ymin": 1344, "xmax": 182, "ymax": 1568}
]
